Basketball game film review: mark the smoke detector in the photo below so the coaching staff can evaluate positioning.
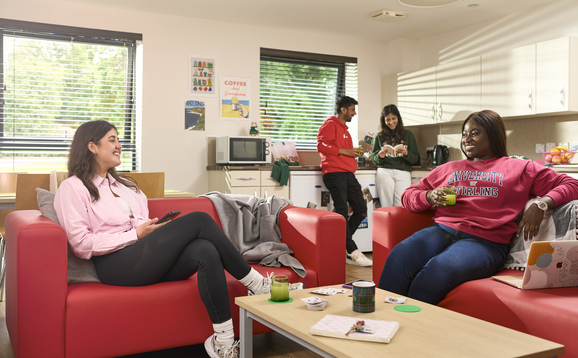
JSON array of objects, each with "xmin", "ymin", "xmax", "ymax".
[{"xmin": 370, "ymin": 9, "xmax": 407, "ymax": 21}]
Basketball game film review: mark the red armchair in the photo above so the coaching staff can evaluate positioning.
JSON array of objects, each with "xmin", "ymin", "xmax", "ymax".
[
  {"xmin": 372, "ymin": 206, "xmax": 578, "ymax": 357},
  {"xmin": 6, "ymin": 197, "xmax": 345, "ymax": 358}
]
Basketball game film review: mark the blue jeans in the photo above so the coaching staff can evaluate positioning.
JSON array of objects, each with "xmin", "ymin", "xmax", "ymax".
[{"xmin": 377, "ymin": 224, "xmax": 508, "ymax": 304}]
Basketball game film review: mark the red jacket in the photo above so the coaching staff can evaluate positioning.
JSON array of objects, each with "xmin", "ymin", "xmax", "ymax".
[{"xmin": 317, "ymin": 116, "xmax": 357, "ymax": 175}]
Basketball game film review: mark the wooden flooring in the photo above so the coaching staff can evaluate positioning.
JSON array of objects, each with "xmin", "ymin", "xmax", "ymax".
[{"xmin": 0, "ymin": 255, "xmax": 372, "ymax": 357}]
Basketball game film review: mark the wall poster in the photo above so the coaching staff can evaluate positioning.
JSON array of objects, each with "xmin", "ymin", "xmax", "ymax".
[
  {"xmin": 220, "ymin": 76, "xmax": 251, "ymax": 120},
  {"xmin": 184, "ymin": 100, "xmax": 205, "ymax": 131},
  {"xmin": 189, "ymin": 57, "xmax": 215, "ymax": 96}
]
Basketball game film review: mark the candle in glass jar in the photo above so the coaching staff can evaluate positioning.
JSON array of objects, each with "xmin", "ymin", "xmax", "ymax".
[
  {"xmin": 445, "ymin": 194, "xmax": 456, "ymax": 206},
  {"xmin": 270, "ymin": 276, "xmax": 289, "ymax": 302}
]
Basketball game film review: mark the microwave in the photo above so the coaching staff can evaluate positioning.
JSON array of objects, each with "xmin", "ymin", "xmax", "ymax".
[{"xmin": 216, "ymin": 136, "xmax": 271, "ymax": 164}]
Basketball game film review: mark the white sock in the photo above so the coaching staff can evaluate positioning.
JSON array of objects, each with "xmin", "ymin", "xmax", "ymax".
[
  {"xmin": 239, "ymin": 268, "xmax": 265, "ymax": 294},
  {"xmin": 213, "ymin": 319, "xmax": 235, "ymax": 347}
]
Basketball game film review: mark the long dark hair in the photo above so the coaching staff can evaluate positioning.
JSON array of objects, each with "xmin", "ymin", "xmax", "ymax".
[
  {"xmin": 68, "ymin": 120, "xmax": 138, "ymax": 201},
  {"xmin": 378, "ymin": 104, "xmax": 406, "ymax": 146},
  {"xmin": 460, "ymin": 110, "xmax": 508, "ymax": 159}
]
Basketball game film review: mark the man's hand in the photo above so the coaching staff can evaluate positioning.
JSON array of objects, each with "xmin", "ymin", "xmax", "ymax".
[{"xmin": 340, "ymin": 147, "xmax": 364, "ymax": 158}]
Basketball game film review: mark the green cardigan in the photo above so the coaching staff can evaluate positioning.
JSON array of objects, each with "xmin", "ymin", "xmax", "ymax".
[{"xmin": 371, "ymin": 129, "xmax": 419, "ymax": 172}]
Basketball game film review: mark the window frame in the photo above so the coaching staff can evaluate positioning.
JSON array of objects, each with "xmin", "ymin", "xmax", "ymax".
[
  {"xmin": 0, "ymin": 18, "xmax": 142, "ymax": 172},
  {"xmin": 259, "ymin": 48, "xmax": 358, "ymax": 150}
]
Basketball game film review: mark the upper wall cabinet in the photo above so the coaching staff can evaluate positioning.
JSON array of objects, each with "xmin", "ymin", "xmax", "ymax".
[
  {"xmin": 436, "ymin": 57, "xmax": 481, "ymax": 123},
  {"xmin": 398, "ymin": 57, "xmax": 481, "ymax": 126},
  {"xmin": 481, "ymin": 44, "xmax": 536, "ymax": 117},
  {"xmin": 398, "ymin": 36, "xmax": 578, "ymax": 126},
  {"xmin": 397, "ymin": 67, "xmax": 437, "ymax": 125},
  {"xmin": 536, "ymin": 37, "xmax": 578, "ymax": 114}
]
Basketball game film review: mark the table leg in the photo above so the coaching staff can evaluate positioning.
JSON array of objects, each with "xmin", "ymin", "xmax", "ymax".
[{"xmin": 239, "ymin": 307, "xmax": 253, "ymax": 358}]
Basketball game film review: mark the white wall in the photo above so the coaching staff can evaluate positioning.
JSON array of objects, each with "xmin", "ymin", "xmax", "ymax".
[{"xmin": 0, "ymin": 0, "xmax": 387, "ymax": 194}]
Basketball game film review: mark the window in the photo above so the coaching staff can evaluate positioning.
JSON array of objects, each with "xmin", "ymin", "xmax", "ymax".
[
  {"xmin": 259, "ymin": 48, "xmax": 358, "ymax": 150},
  {"xmin": 0, "ymin": 19, "xmax": 142, "ymax": 172}
]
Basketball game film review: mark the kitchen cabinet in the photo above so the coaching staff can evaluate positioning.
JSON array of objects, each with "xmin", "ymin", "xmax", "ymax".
[
  {"xmin": 398, "ymin": 57, "xmax": 481, "ymax": 125},
  {"xmin": 397, "ymin": 67, "xmax": 437, "ymax": 125},
  {"xmin": 398, "ymin": 36, "xmax": 578, "ymax": 124},
  {"xmin": 481, "ymin": 44, "xmax": 536, "ymax": 117},
  {"xmin": 208, "ymin": 169, "xmax": 289, "ymax": 198},
  {"xmin": 536, "ymin": 37, "xmax": 578, "ymax": 113},
  {"xmin": 435, "ymin": 57, "xmax": 481, "ymax": 123}
]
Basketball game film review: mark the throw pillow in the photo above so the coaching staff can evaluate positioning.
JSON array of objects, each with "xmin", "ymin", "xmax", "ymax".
[
  {"xmin": 36, "ymin": 188, "xmax": 101, "ymax": 283},
  {"xmin": 504, "ymin": 199, "xmax": 578, "ymax": 271}
]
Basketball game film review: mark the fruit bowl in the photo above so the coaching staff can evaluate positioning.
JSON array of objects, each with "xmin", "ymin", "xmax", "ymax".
[{"xmin": 542, "ymin": 151, "xmax": 575, "ymax": 165}]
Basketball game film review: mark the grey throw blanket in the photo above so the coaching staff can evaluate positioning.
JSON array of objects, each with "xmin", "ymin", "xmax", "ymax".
[
  {"xmin": 200, "ymin": 192, "xmax": 306, "ymax": 277},
  {"xmin": 504, "ymin": 199, "xmax": 578, "ymax": 271}
]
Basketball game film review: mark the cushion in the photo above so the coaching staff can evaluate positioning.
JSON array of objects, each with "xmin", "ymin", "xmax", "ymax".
[
  {"xmin": 36, "ymin": 188, "xmax": 101, "ymax": 283},
  {"xmin": 504, "ymin": 199, "xmax": 578, "ymax": 271}
]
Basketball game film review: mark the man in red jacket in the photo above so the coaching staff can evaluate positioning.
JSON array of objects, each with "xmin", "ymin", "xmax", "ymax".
[{"xmin": 317, "ymin": 96, "xmax": 372, "ymax": 266}]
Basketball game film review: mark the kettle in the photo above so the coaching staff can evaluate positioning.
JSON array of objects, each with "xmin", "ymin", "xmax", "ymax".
[{"xmin": 432, "ymin": 145, "xmax": 449, "ymax": 166}]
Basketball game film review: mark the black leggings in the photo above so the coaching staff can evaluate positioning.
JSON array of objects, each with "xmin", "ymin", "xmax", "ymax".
[{"xmin": 92, "ymin": 211, "xmax": 251, "ymax": 323}]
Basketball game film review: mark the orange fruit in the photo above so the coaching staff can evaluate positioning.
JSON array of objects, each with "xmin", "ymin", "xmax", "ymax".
[{"xmin": 550, "ymin": 148, "xmax": 561, "ymax": 154}]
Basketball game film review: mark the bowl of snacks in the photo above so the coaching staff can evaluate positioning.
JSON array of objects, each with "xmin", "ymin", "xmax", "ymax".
[{"xmin": 542, "ymin": 146, "xmax": 575, "ymax": 165}]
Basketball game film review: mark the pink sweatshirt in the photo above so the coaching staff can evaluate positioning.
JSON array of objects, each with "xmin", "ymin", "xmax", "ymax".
[
  {"xmin": 54, "ymin": 174, "xmax": 149, "ymax": 259},
  {"xmin": 402, "ymin": 156, "xmax": 578, "ymax": 244},
  {"xmin": 317, "ymin": 116, "xmax": 358, "ymax": 175}
]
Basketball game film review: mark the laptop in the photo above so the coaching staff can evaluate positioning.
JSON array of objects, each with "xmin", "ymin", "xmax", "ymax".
[{"xmin": 493, "ymin": 241, "xmax": 578, "ymax": 290}]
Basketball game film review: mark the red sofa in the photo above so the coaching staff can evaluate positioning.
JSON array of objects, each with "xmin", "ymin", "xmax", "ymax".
[
  {"xmin": 5, "ymin": 197, "xmax": 345, "ymax": 358},
  {"xmin": 372, "ymin": 206, "xmax": 578, "ymax": 357}
]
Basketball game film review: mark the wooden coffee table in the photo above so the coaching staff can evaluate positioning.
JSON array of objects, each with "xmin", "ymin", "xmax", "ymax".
[{"xmin": 235, "ymin": 285, "xmax": 564, "ymax": 358}]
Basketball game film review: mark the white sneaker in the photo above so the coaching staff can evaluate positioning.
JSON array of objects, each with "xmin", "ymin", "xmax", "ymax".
[
  {"xmin": 204, "ymin": 334, "xmax": 239, "ymax": 358},
  {"xmin": 346, "ymin": 250, "xmax": 373, "ymax": 267}
]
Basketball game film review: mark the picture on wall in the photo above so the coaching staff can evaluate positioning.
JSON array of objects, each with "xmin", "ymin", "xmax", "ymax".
[
  {"xmin": 185, "ymin": 100, "xmax": 205, "ymax": 131},
  {"xmin": 220, "ymin": 76, "xmax": 251, "ymax": 120},
  {"xmin": 189, "ymin": 57, "xmax": 215, "ymax": 96}
]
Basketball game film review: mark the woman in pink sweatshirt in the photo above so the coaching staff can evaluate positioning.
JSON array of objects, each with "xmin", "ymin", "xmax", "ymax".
[{"xmin": 378, "ymin": 110, "xmax": 578, "ymax": 304}]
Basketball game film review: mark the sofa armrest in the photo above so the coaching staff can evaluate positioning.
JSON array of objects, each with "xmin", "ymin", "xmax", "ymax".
[
  {"xmin": 5, "ymin": 210, "xmax": 68, "ymax": 358},
  {"xmin": 278, "ymin": 206, "xmax": 346, "ymax": 286},
  {"xmin": 372, "ymin": 206, "xmax": 434, "ymax": 283}
]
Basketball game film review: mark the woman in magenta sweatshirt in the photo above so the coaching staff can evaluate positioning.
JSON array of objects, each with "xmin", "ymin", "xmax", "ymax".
[{"xmin": 378, "ymin": 110, "xmax": 578, "ymax": 304}]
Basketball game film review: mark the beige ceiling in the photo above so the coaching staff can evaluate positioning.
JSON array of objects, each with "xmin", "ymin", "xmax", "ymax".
[{"xmin": 63, "ymin": 0, "xmax": 559, "ymax": 42}]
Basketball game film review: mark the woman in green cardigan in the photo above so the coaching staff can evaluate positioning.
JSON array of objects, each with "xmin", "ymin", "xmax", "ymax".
[{"xmin": 372, "ymin": 104, "xmax": 419, "ymax": 207}]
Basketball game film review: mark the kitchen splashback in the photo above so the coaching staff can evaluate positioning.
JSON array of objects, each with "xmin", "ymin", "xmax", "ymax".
[{"xmin": 411, "ymin": 113, "xmax": 578, "ymax": 163}]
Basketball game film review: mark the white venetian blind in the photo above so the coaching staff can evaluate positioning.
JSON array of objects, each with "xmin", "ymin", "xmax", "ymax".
[
  {"xmin": 260, "ymin": 48, "xmax": 358, "ymax": 150},
  {"xmin": 0, "ymin": 19, "xmax": 141, "ymax": 172}
]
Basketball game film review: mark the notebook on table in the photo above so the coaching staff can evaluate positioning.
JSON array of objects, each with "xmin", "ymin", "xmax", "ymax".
[{"xmin": 493, "ymin": 241, "xmax": 578, "ymax": 289}]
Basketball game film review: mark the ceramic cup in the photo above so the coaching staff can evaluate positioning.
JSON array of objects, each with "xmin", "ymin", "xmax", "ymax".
[
  {"xmin": 270, "ymin": 275, "xmax": 290, "ymax": 302},
  {"xmin": 352, "ymin": 281, "xmax": 375, "ymax": 313}
]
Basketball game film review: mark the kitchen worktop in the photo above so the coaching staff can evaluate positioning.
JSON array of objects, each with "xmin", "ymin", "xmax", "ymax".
[{"xmin": 206, "ymin": 164, "xmax": 380, "ymax": 171}]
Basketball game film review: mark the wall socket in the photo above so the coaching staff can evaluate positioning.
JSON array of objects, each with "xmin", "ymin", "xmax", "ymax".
[
  {"xmin": 559, "ymin": 142, "xmax": 569, "ymax": 149},
  {"xmin": 535, "ymin": 143, "xmax": 545, "ymax": 153},
  {"xmin": 545, "ymin": 143, "xmax": 556, "ymax": 152}
]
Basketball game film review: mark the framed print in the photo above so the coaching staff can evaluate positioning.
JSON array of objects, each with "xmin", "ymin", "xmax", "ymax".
[
  {"xmin": 220, "ymin": 76, "xmax": 251, "ymax": 120},
  {"xmin": 190, "ymin": 57, "xmax": 216, "ymax": 96}
]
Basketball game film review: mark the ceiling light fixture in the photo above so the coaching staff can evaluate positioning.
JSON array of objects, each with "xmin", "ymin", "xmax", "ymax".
[
  {"xmin": 370, "ymin": 9, "xmax": 407, "ymax": 21},
  {"xmin": 399, "ymin": 0, "xmax": 461, "ymax": 8}
]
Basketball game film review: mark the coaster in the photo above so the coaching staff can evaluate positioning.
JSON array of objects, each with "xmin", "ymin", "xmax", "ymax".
[
  {"xmin": 394, "ymin": 304, "xmax": 421, "ymax": 313},
  {"xmin": 268, "ymin": 298, "xmax": 294, "ymax": 304}
]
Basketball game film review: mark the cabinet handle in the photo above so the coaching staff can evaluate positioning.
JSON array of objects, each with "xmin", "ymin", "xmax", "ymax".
[
  {"xmin": 236, "ymin": 177, "xmax": 257, "ymax": 181},
  {"xmin": 254, "ymin": 189, "xmax": 258, "ymax": 197},
  {"xmin": 437, "ymin": 103, "xmax": 443, "ymax": 122},
  {"xmin": 560, "ymin": 86, "xmax": 565, "ymax": 108},
  {"xmin": 528, "ymin": 89, "xmax": 533, "ymax": 112},
  {"xmin": 264, "ymin": 189, "xmax": 268, "ymax": 198},
  {"xmin": 430, "ymin": 103, "xmax": 436, "ymax": 122}
]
